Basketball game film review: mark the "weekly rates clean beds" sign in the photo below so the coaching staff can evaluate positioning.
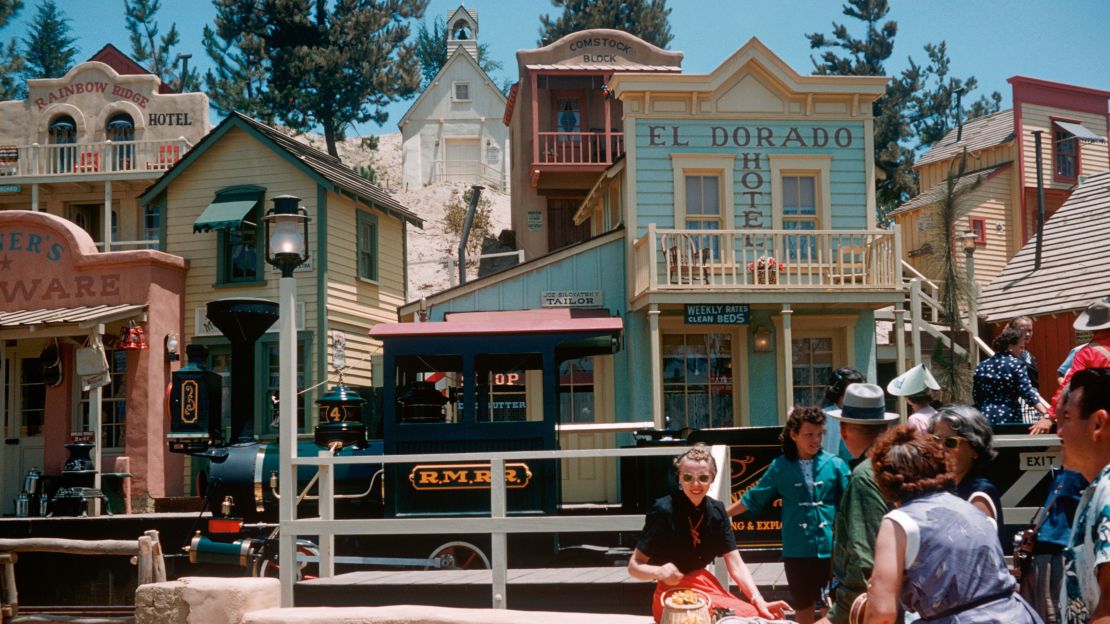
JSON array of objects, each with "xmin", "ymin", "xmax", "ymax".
[{"xmin": 685, "ymin": 304, "xmax": 750, "ymax": 325}]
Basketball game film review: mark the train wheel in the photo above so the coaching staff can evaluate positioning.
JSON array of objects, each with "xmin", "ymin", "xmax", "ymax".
[
  {"xmin": 253, "ymin": 541, "xmax": 320, "ymax": 580},
  {"xmin": 426, "ymin": 541, "xmax": 490, "ymax": 570}
]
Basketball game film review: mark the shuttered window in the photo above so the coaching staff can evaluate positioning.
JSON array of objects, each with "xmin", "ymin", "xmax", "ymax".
[{"xmin": 357, "ymin": 211, "xmax": 379, "ymax": 282}]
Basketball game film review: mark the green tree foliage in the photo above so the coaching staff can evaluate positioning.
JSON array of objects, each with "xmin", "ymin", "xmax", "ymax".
[
  {"xmin": 926, "ymin": 150, "xmax": 980, "ymax": 403},
  {"xmin": 202, "ymin": 0, "xmax": 275, "ymax": 122},
  {"xmin": 124, "ymin": 0, "xmax": 199, "ymax": 92},
  {"xmin": 0, "ymin": 0, "xmax": 25, "ymax": 100},
  {"xmin": 538, "ymin": 0, "xmax": 673, "ymax": 48},
  {"xmin": 414, "ymin": 15, "xmax": 501, "ymax": 87},
  {"xmin": 206, "ymin": 0, "xmax": 428, "ymax": 158},
  {"xmin": 20, "ymin": 0, "xmax": 76, "ymax": 83},
  {"xmin": 808, "ymin": 0, "xmax": 1000, "ymax": 222}
]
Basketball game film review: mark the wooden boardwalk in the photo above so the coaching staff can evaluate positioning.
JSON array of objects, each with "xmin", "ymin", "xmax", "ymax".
[{"xmin": 297, "ymin": 562, "xmax": 788, "ymax": 615}]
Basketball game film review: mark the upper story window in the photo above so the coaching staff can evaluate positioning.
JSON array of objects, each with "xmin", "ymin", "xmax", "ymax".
[
  {"xmin": 144, "ymin": 202, "xmax": 161, "ymax": 246},
  {"xmin": 556, "ymin": 98, "xmax": 581, "ymax": 136},
  {"xmin": 781, "ymin": 175, "xmax": 818, "ymax": 231},
  {"xmin": 1053, "ymin": 122, "xmax": 1079, "ymax": 183},
  {"xmin": 684, "ymin": 175, "xmax": 721, "ymax": 230},
  {"xmin": 106, "ymin": 114, "xmax": 134, "ymax": 142},
  {"xmin": 201, "ymin": 186, "xmax": 265, "ymax": 285},
  {"xmin": 49, "ymin": 115, "xmax": 76, "ymax": 144},
  {"xmin": 453, "ymin": 82, "xmax": 470, "ymax": 102},
  {"xmin": 357, "ymin": 211, "xmax": 379, "ymax": 282}
]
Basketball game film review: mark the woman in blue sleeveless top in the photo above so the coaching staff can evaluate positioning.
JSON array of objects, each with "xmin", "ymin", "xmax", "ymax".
[{"xmin": 865, "ymin": 426, "xmax": 1042, "ymax": 623}]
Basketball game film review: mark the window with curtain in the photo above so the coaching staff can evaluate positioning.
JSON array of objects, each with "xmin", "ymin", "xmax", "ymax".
[
  {"xmin": 662, "ymin": 332, "xmax": 733, "ymax": 430},
  {"xmin": 791, "ymin": 336, "xmax": 834, "ymax": 406},
  {"xmin": 782, "ymin": 175, "xmax": 818, "ymax": 259},
  {"xmin": 685, "ymin": 174, "xmax": 722, "ymax": 258}
]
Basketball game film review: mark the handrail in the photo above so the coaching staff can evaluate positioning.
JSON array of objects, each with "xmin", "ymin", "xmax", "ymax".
[{"xmin": 283, "ymin": 444, "xmax": 730, "ymax": 608}]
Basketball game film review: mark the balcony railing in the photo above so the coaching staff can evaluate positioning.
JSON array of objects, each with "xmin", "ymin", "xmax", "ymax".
[
  {"xmin": 535, "ymin": 131, "xmax": 623, "ymax": 167},
  {"xmin": 633, "ymin": 226, "xmax": 901, "ymax": 295},
  {"xmin": 432, "ymin": 159, "xmax": 504, "ymax": 190},
  {"xmin": 0, "ymin": 138, "xmax": 191, "ymax": 178}
]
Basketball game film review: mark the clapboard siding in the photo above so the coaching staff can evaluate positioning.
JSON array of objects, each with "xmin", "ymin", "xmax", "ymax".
[
  {"xmin": 165, "ymin": 127, "xmax": 320, "ymax": 345},
  {"xmin": 918, "ymin": 143, "xmax": 1014, "ymax": 191},
  {"xmin": 634, "ymin": 119, "xmax": 870, "ymax": 235},
  {"xmin": 1019, "ymin": 102, "xmax": 1109, "ymax": 188},
  {"xmin": 326, "ymin": 316, "xmax": 380, "ymax": 388}
]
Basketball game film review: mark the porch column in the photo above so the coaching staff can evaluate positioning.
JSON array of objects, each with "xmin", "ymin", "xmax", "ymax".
[
  {"xmin": 910, "ymin": 279, "xmax": 922, "ymax": 366},
  {"xmin": 603, "ymin": 73, "xmax": 612, "ymax": 164},
  {"xmin": 531, "ymin": 71, "xmax": 539, "ymax": 165},
  {"xmin": 648, "ymin": 305, "xmax": 663, "ymax": 428},
  {"xmin": 89, "ymin": 324, "xmax": 104, "ymax": 514},
  {"xmin": 0, "ymin": 341, "xmax": 6, "ymax": 512},
  {"xmin": 31, "ymin": 183, "xmax": 39, "ymax": 211},
  {"xmin": 781, "ymin": 304, "xmax": 793, "ymax": 410},
  {"xmin": 102, "ymin": 181, "xmax": 113, "ymax": 251},
  {"xmin": 894, "ymin": 306, "xmax": 907, "ymax": 420}
]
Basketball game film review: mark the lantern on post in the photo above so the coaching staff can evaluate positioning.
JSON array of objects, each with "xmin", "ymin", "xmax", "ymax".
[{"xmin": 313, "ymin": 380, "xmax": 367, "ymax": 449}]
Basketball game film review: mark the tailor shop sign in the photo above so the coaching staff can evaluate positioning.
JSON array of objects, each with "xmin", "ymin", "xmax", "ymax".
[{"xmin": 0, "ymin": 229, "xmax": 121, "ymax": 304}]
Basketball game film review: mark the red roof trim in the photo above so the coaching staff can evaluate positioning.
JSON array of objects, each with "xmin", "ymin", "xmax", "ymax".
[
  {"xmin": 1009, "ymin": 76, "xmax": 1110, "ymax": 117},
  {"xmin": 503, "ymin": 82, "xmax": 520, "ymax": 126}
]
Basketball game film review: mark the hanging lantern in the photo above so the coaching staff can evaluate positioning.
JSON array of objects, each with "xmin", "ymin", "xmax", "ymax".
[
  {"xmin": 117, "ymin": 321, "xmax": 148, "ymax": 350},
  {"xmin": 313, "ymin": 383, "xmax": 367, "ymax": 449}
]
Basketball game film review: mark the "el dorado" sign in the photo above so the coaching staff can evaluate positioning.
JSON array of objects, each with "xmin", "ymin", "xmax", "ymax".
[{"xmin": 409, "ymin": 462, "xmax": 533, "ymax": 491}]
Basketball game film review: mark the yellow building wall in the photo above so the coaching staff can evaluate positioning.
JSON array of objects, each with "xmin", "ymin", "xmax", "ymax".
[
  {"xmin": 917, "ymin": 143, "xmax": 1013, "ymax": 191},
  {"xmin": 1019, "ymin": 102, "xmax": 1110, "ymax": 188},
  {"xmin": 164, "ymin": 126, "xmax": 321, "ymax": 346}
]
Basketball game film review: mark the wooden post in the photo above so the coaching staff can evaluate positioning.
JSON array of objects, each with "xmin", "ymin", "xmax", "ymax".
[
  {"xmin": 1, "ymin": 552, "xmax": 18, "ymax": 619},
  {"xmin": 137, "ymin": 536, "xmax": 153, "ymax": 586},
  {"xmin": 145, "ymin": 530, "xmax": 166, "ymax": 583}
]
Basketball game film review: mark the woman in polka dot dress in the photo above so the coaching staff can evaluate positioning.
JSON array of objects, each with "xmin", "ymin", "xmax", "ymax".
[{"xmin": 973, "ymin": 327, "xmax": 1049, "ymax": 425}]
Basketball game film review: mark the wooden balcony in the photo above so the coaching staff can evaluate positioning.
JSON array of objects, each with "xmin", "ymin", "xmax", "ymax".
[
  {"xmin": 530, "ymin": 131, "xmax": 623, "ymax": 186},
  {"xmin": 0, "ymin": 138, "xmax": 190, "ymax": 180},
  {"xmin": 633, "ymin": 226, "xmax": 902, "ymax": 297}
]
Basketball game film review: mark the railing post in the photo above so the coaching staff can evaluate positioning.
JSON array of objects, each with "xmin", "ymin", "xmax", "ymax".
[
  {"xmin": 910, "ymin": 278, "xmax": 923, "ymax": 367},
  {"xmin": 894, "ymin": 306, "xmax": 907, "ymax": 420},
  {"xmin": 647, "ymin": 223, "xmax": 658, "ymax": 290},
  {"xmin": 490, "ymin": 458, "xmax": 508, "ymax": 609},
  {"xmin": 318, "ymin": 450, "xmax": 335, "ymax": 578}
]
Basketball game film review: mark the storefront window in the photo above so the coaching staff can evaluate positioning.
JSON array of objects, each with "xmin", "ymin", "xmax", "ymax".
[
  {"xmin": 76, "ymin": 348, "xmax": 127, "ymax": 450},
  {"xmin": 792, "ymin": 336, "xmax": 834, "ymax": 406},
  {"xmin": 558, "ymin": 357, "xmax": 594, "ymax": 423},
  {"xmin": 662, "ymin": 332, "xmax": 733, "ymax": 430},
  {"xmin": 19, "ymin": 357, "xmax": 45, "ymax": 437}
]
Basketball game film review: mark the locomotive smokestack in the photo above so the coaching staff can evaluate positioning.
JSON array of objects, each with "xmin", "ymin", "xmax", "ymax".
[{"xmin": 205, "ymin": 298, "xmax": 280, "ymax": 443}]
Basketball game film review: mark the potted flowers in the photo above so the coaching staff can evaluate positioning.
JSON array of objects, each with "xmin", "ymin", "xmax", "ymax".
[{"xmin": 746, "ymin": 256, "xmax": 782, "ymax": 284}]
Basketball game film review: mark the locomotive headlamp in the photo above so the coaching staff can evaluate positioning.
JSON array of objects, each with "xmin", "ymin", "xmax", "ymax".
[{"xmin": 314, "ymin": 383, "xmax": 367, "ymax": 449}]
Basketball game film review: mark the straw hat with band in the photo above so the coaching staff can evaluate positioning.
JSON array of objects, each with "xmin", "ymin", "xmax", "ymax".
[
  {"xmin": 886, "ymin": 364, "xmax": 940, "ymax": 397},
  {"xmin": 1074, "ymin": 297, "xmax": 1110, "ymax": 331},
  {"xmin": 827, "ymin": 383, "xmax": 900, "ymax": 424}
]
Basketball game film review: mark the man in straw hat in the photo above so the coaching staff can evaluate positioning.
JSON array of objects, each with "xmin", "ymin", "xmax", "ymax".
[
  {"xmin": 1051, "ymin": 297, "xmax": 1110, "ymax": 418},
  {"xmin": 816, "ymin": 384, "xmax": 901, "ymax": 624},
  {"xmin": 886, "ymin": 364, "xmax": 940, "ymax": 433}
]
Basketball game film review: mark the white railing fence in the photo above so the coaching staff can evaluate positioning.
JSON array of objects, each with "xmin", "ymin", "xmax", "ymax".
[
  {"xmin": 0, "ymin": 138, "xmax": 190, "ymax": 178},
  {"xmin": 431, "ymin": 160, "xmax": 504, "ymax": 190},
  {"xmin": 278, "ymin": 442, "xmax": 731, "ymax": 608}
]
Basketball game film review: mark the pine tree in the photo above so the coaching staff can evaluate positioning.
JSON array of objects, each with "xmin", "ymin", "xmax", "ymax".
[
  {"xmin": 124, "ymin": 0, "xmax": 198, "ymax": 92},
  {"xmin": 202, "ymin": 0, "xmax": 274, "ymax": 122},
  {"xmin": 415, "ymin": 15, "xmax": 502, "ymax": 88},
  {"xmin": 21, "ymin": 0, "xmax": 76, "ymax": 82},
  {"xmin": 538, "ymin": 0, "xmax": 673, "ymax": 48},
  {"xmin": 207, "ymin": 0, "xmax": 428, "ymax": 158},
  {"xmin": 0, "ymin": 0, "xmax": 25, "ymax": 100},
  {"xmin": 808, "ymin": 1, "xmax": 1001, "ymax": 222}
]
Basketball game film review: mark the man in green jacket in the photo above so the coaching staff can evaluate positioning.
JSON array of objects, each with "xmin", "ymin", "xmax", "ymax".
[{"xmin": 817, "ymin": 383, "xmax": 899, "ymax": 624}]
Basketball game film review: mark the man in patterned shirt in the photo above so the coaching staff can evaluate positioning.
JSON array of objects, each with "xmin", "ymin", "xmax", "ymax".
[{"xmin": 1058, "ymin": 367, "xmax": 1110, "ymax": 623}]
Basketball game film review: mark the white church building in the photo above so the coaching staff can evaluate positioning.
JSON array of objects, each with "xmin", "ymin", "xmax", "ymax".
[{"xmin": 399, "ymin": 6, "xmax": 509, "ymax": 191}]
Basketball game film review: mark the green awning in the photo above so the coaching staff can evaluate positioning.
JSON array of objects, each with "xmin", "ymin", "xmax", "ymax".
[{"xmin": 193, "ymin": 196, "xmax": 260, "ymax": 233}]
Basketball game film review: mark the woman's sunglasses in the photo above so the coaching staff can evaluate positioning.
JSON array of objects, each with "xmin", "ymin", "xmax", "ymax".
[
  {"xmin": 680, "ymin": 473, "xmax": 713, "ymax": 484},
  {"xmin": 932, "ymin": 434, "xmax": 967, "ymax": 450}
]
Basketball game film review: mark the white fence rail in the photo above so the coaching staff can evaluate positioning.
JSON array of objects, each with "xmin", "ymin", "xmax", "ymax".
[
  {"xmin": 432, "ymin": 159, "xmax": 504, "ymax": 190},
  {"xmin": 278, "ymin": 443, "xmax": 731, "ymax": 608},
  {"xmin": 0, "ymin": 138, "xmax": 190, "ymax": 178}
]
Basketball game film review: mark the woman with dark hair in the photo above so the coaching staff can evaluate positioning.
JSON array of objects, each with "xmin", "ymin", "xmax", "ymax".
[
  {"xmin": 822, "ymin": 367, "xmax": 865, "ymax": 461},
  {"xmin": 973, "ymin": 327, "xmax": 1049, "ymax": 425},
  {"xmin": 726, "ymin": 407, "xmax": 849, "ymax": 624},
  {"xmin": 629, "ymin": 444, "xmax": 790, "ymax": 622},
  {"xmin": 864, "ymin": 426, "xmax": 1042, "ymax": 623},
  {"xmin": 929, "ymin": 405, "xmax": 1006, "ymax": 537}
]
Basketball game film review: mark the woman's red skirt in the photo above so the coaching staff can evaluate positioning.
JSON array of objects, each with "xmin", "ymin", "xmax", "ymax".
[{"xmin": 652, "ymin": 568, "xmax": 758, "ymax": 622}]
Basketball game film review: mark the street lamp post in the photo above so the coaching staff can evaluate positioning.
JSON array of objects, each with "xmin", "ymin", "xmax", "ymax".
[
  {"xmin": 263, "ymin": 195, "xmax": 310, "ymax": 607},
  {"xmin": 961, "ymin": 230, "xmax": 979, "ymax": 365}
]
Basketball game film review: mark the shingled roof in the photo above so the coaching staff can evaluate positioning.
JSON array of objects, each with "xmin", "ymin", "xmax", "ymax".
[
  {"xmin": 979, "ymin": 171, "xmax": 1110, "ymax": 322},
  {"xmin": 890, "ymin": 163, "xmax": 1011, "ymax": 217},
  {"xmin": 915, "ymin": 109, "xmax": 1015, "ymax": 167},
  {"xmin": 140, "ymin": 112, "xmax": 421, "ymax": 227}
]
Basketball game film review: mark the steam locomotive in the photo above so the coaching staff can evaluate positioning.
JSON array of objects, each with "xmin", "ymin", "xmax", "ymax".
[{"xmin": 169, "ymin": 299, "xmax": 1060, "ymax": 578}]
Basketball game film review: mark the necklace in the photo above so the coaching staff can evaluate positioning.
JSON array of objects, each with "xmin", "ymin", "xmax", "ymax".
[{"xmin": 688, "ymin": 512, "xmax": 704, "ymax": 547}]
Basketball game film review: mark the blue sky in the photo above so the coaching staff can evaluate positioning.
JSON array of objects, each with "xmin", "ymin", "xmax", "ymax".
[{"xmin": 7, "ymin": 0, "xmax": 1110, "ymax": 138}]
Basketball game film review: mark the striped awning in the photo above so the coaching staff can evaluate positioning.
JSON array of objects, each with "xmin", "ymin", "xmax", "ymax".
[{"xmin": 0, "ymin": 304, "xmax": 146, "ymax": 329}]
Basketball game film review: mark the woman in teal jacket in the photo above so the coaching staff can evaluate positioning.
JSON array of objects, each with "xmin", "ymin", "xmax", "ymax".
[{"xmin": 726, "ymin": 406, "xmax": 850, "ymax": 624}]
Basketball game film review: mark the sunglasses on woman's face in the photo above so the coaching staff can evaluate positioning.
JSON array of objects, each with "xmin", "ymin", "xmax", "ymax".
[
  {"xmin": 932, "ymin": 434, "xmax": 966, "ymax": 450},
  {"xmin": 680, "ymin": 473, "xmax": 713, "ymax": 484}
]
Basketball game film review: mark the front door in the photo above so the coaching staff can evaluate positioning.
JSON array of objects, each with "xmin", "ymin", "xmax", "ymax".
[
  {"xmin": 2, "ymin": 352, "xmax": 47, "ymax": 515},
  {"xmin": 557, "ymin": 356, "xmax": 617, "ymax": 504}
]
